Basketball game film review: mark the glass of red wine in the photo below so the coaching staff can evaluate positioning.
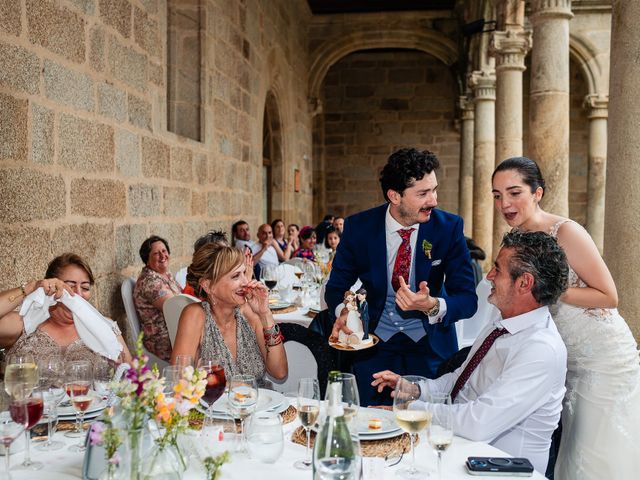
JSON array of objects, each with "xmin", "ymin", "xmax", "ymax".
[
  {"xmin": 260, "ymin": 265, "xmax": 278, "ymax": 296},
  {"xmin": 0, "ymin": 383, "xmax": 28, "ymax": 477},
  {"xmin": 11, "ymin": 388, "xmax": 44, "ymax": 470},
  {"xmin": 198, "ymin": 357, "xmax": 226, "ymax": 419},
  {"xmin": 64, "ymin": 360, "xmax": 92, "ymax": 440}
]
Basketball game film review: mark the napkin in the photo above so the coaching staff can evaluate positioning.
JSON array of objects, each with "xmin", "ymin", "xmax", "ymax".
[{"xmin": 19, "ymin": 288, "xmax": 123, "ymax": 361}]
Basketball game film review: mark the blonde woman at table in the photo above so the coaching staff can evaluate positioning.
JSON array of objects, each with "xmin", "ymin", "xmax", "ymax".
[
  {"xmin": 0, "ymin": 253, "xmax": 132, "ymax": 364},
  {"xmin": 171, "ymin": 244, "xmax": 287, "ymax": 386},
  {"xmin": 492, "ymin": 157, "xmax": 640, "ymax": 480}
]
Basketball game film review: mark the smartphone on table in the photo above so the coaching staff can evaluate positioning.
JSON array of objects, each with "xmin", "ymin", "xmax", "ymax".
[{"xmin": 465, "ymin": 457, "xmax": 534, "ymax": 476}]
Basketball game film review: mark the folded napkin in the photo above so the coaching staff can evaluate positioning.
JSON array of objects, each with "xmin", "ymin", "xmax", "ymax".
[{"xmin": 19, "ymin": 288, "xmax": 123, "ymax": 361}]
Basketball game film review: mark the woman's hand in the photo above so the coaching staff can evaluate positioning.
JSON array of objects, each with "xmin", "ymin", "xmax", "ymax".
[
  {"xmin": 243, "ymin": 280, "xmax": 270, "ymax": 316},
  {"xmin": 33, "ymin": 278, "xmax": 74, "ymax": 299}
]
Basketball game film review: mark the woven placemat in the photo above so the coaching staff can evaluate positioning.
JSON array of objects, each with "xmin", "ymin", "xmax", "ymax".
[
  {"xmin": 57, "ymin": 421, "xmax": 91, "ymax": 432},
  {"xmin": 188, "ymin": 404, "xmax": 298, "ymax": 431},
  {"xmin": 270, "ymin": 305, "xmax": 298, "ymax": 314},
  {"xmin": 291, "ymin": 426, "xmax": 415, "ymax": 458}
]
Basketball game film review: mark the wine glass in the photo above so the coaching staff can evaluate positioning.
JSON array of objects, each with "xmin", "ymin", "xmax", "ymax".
[
  {"xmin": 174, "ymin": 354, "xmax": 194, "ymax": 369},
  {"xmin": 427, "ymin": 394, "xmax": 453, "ymax": 480},
  {"xmin": 260, "ymin": 265, "xmax": 278, "ymax": 296},
  {"xmin": 36, "ymin": 355, "xmax": 66, "ymax": 451},
  {"xmin": 64, "ymin": 360, "xmax": 92, "ymax": 439},
  {"xmin": 393, "ymin": 375, "xmax": 429, "ymax": 479},
  {"xmin": 12, "ymin": 388, "xmax": 44, "ymax": 470},
  {"xmin": 198, "ymin": 357, "xmax": 226, "ymax": 418},
  {"xmin": 4, "ymin": 353, "xmax": 38, "ymax": 399},
  {"xmin": 0, "ymin": 383, "xmax": 28, "ymax": 477},
  {"xmin": 227, "ymin": 374, "xmax": 258, "ymax": 454},
  {"xmin": 294, "ymin": 378, "xmax": 320, "ymax": 470},
  {"xmin": 67, "ymin": 380, "xmax": 96, "ymax": 452},
  {"xmin": 93, "ymin": 358, "xmax": 113, "ymax": 401},
  {"xmin": 162, "ymin": 366, "xmax": 182, "ymax": 396}
]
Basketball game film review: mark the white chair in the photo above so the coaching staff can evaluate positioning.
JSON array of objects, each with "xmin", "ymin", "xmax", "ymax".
[
  {"xmin": 120, "ymin": 277, "xmax": 168, "ymax": 370},
  {"xmin": 456, "ymin": 277, "xmax": 492, "ymax": 348},
  {"xmin": 266, "ymin": 341, "xmax": 317, "ymax": 394},
  {"xmin": 163, "ymin": 294, "xmax": 200, "ymax": 347},
  {"xmin": 174, "ymin": 267, "xmax": 187, "ymax": 289}
]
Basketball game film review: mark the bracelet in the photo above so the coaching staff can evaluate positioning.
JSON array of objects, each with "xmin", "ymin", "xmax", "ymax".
[
  {"xmin": 8, "ymin": 282, "xmax": 28, "ymax": 303},
  {"xmin": 264, "ymin": 324, "xmax": 284, "ymax": 347}
]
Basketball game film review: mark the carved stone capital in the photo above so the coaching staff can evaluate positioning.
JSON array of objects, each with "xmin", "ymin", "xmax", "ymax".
[
  {"xmin": 490, "ymin": 29, "xmax": 532, "ymax": 72},
  {"xmin": 584, "ymin": 94, "xmax": 608, "ymax": 119},
  {"xmin": 458, "ymin": 95, "xmax": 475, "ymax": 120},
  {"xmin": 530, "ymin": 0, "xmax": 573, "ymax": 21},
  {"xmin": 468, "ymin": 70, "xmax": 496, "ymax": 101}
]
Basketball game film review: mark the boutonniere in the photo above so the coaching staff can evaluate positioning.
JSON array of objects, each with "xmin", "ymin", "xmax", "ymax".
[{"xmin": 422, "ymin": 240, "xmax": 432, "ymax": 259}]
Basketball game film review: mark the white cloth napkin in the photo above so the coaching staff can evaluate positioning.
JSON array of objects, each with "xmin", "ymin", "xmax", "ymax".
[{"xmin": 19, "ymin": 288, "xmax": 123, "ymax": 361}]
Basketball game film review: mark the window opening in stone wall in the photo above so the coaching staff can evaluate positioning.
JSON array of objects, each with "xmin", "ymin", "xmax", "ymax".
[
  {"xmin": 263, "ymin": 109, "xmax": 273, "ymax": 222},
  {"xmin": 167, "ymin": 0, "xmax": 203, "ymax": 141}
]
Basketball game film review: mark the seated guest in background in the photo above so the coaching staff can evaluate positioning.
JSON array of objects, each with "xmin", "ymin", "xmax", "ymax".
[
  {"xmin": 252, "ymin": 224, "xmax": 286, "ymax": 268},
  {"xmin": 293, "ymin": 226, "xmax": 317, "ymax": 261},
  {"xmin": 134, "ymin": 235, "xmax": 181, "ymax": 361},
  {"xmin": 372, "ymin": 231, "xmax": 568, "ymax": 474},
  {"xmin": 324, "ymin": 226, "xmax": 341, "ymax": 263},
  {"xmin": 315, "ymin": 214, "xmax": 334, "ymax": 245},
  {"xmin": 287, "ymin": 223, "xmax": 300, "ymax": 252},
  {"xmin": 171, "ymin": 244, "xmax": 287, "ymax": 386},
  {"xmin": 271, "ymin": 219, "xmax": 288, "ymax": 251},
  {"xmin": 333, "ymin": 216, "xmax": 344, "ymax": 234},
  {"xmin": 0, "ymin": 253, "xmax": 132, "ymax": 364},
  {"xmin": 181, "ymin": 230, "xmax": 229, "ymax": 297},
  {"xmin": 232, "ymin": 220, "xmax": 252, "ymax": 251}
]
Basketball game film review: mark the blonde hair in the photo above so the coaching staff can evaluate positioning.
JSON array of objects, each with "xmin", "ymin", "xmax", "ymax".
[{"xmin": 186, "ymin": 244, "xmax": 244, "ymax": 297}]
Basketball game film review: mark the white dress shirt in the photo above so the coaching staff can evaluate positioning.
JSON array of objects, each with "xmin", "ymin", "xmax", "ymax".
[
  {"xmin": 418, "ymin": 306, "xmax": 567, "ymax": 474},
  {"xmin": 384, "ymin": 206, "xmax": 446, "ymax": 323}
]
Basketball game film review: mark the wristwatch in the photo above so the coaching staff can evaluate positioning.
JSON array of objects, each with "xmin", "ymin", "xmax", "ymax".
[{"xmin": 426, "ymin": 298, "xmax": 440, "ymax": 317}]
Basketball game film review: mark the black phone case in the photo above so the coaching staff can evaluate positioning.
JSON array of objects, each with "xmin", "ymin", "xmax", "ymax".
[{"xmin": 466, "ymin": 456, "xmax": 534, "ymax": 475}]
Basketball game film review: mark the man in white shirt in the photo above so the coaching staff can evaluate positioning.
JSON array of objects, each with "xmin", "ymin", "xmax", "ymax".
[
  {"xmin": 232, "ymin": 220, "xmax": 253, "ymax": 251},
  {"xmin": 372, "ymin": 230, "xmax": 569, "ymax": 474},
  {"xmin": 252, "ymin": 223, "xmax": 283, "ymax": 269}
]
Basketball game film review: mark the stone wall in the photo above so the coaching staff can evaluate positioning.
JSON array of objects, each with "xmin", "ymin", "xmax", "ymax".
[
  {"xmin": 0, "ymin": 0, "xmax": 313, "ymax": 336},
  {"xmin": 321, "ymin": 50, "xmax": 460, "ymax": 218}
]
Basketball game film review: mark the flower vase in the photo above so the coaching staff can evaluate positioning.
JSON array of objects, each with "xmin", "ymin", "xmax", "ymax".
[
  {"xmin": 142, "ymin": 440, "xmax": 186, "ymax": 480},
  {"xmin": 120, "ymin": 427, "xmax": 147, "ymax": 480}
]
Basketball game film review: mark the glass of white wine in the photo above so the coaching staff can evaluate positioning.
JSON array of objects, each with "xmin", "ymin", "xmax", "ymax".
[
  {"xmin": 4, "ymin": 353, "xmax": 39, "ymax": 399},
  {"xmin": 294, "ymin": 378, "xmax": 320, "ymax": 469},
  {"xmin": 393, "ymin": 375, "xmax": 430, "ymax": 479},
  {"xmin": 427, "ymin": 393, "xmax": 453, "ymax": 480}
]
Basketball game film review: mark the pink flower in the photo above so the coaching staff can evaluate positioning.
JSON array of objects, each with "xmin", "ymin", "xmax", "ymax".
[
  {"xmin": 108, "ymin": 452, "xmax": 121, "ymax": 465},
  {"xmin": 90, "ymin": 422, "xmax": 105, "ymax": 446}
]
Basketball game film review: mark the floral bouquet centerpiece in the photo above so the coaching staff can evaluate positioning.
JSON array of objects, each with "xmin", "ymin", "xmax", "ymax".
[{"xmin": 90, "ymin": 335, "xmax": 208, "ymax": 480}]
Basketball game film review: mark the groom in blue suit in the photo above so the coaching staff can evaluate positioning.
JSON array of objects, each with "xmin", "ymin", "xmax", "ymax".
[{"xmin": 325, "ymin": 148, "xmax": 477, "ymax": 406}]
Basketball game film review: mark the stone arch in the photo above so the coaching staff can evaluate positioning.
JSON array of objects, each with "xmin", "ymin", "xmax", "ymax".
[
  {"xmin": 261, "ymin": 88, "xmax": 285, "ymax": 222},
  {"xmin": 309, "ymin": 28, "xmax": 459, "ymax": 100},
  {"xmin": 569, "ymin": 33, "xmax": 603, "ymax": 95}
]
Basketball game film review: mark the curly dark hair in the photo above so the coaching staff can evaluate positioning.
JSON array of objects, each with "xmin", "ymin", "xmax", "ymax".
[
  {"xmin": 379, "ymin": 148, "xmax": 440, "ymax": 201},
  {"xmin": 493, "ymin": 156, "xmax": 546, "ymax": 198},
  {"xmin": 501, "ymin": 230, "xmax": 568, "ymax": 305},
  {"xmin": 139, "ymin": 235, "xmax": 170, "ymax": 264}
]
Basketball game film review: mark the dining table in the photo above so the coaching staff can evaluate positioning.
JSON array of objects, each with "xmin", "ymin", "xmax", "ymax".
[{"xmin": 16, "ymin": 404, "xmax": 547, "ymax": 480}]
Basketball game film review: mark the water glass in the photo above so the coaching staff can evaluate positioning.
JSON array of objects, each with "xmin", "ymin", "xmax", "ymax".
[
  {"xmin": 162, "ymin": 366, "xmax": 182, "ymax": 396},
  {"xmin": 246, "ymin": 412, "xmax": 283, "ymax": 463},
  {"xmin": 174, "ymin": 355, "xmax": 194, "ymax": 369},
  {"xmin": 227, "ymin": 375, "xmax": 258, "ymax": 454}
]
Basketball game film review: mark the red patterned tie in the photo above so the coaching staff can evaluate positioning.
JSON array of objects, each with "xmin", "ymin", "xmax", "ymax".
[
  {"xmin": 450, "ymin": 328, "xmax": 508, "ymax": 401},
  {"xmin": 391, "ymin": 228, "xmax": 415, "ymax": 291}
]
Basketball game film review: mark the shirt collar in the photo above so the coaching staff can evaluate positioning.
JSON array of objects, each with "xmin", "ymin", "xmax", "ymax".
[
  {"xmin": 385, "ymin": 204, "xmax": 420, "ymax": 234},
  {"xmin": 492, "ymin": 305, "xmax": 551, "ymax": 334}
]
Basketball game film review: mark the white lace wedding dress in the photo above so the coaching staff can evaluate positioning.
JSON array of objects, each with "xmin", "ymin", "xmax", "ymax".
[{"xmin": 550, "ymin": 221, "xmax": 640, "ymax": 479}]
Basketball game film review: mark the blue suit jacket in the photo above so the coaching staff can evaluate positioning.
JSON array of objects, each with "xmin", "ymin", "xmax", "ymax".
[{"xmin": 325, "ymin": 204, "xmax": 478, "ymax": 361}]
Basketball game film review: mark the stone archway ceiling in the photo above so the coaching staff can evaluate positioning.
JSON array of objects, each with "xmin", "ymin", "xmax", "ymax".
[{"xmin": 307, "ymin": 0, "xmax": 455, "ymax": 15}]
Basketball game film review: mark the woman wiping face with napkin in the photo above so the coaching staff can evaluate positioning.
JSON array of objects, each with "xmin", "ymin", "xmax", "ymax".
[{"xmin": 0, "ymin": 253, "xmax": 132, "ymax": 364}]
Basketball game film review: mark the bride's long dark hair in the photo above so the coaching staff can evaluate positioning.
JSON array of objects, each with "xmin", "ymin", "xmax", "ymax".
[{"xmin": 493, "ymin": 157, "xmax": 546, "ymax": 198}]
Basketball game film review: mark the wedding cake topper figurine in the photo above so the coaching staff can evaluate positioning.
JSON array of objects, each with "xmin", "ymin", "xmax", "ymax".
[{"xmin": 335, "ymin": 290, "xmax": 373, "ymax": 347}]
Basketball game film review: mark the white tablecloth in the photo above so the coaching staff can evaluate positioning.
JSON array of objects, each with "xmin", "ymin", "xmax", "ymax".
[
  {"xmin": 273, "ymin": 307, "xmax": 314, "ymax": 328},
  {"xmin": 20, "ymin": 417, "xmax": 546, "ymax": 480}
]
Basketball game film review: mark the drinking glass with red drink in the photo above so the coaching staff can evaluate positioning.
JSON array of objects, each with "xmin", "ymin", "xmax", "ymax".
[
  {"xmin": 64, "ymin": 360, "xmax": 92, "ymax": 440},
  {"xmin": 198, "ymin": 357, "xmax": 227, "ymax": 416},
  {"xmin": 67, "ymin": 381, "xmax": 95, "ymax": 453},
  {"xmin": 10, "ymin": 388, "xmax": 44, "ymax": 471}
]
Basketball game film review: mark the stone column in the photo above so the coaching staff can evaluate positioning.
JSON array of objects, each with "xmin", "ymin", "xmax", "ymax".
[
  {"xmin": 604, "ymin": 0, "xmax": 640, "ymax": 339},
  {"xmin": 458, "ymin": 95, "xmax": 475, "ymax": 237},
  {"xmin": 469, "ymin": 70, "xmax": 496, "ymax": 269},
  {"xmin": 584, "ymin": 94, "xmax": 608, "ymax": 254},
  {"xmin": 490, "ymin": 27, "xmax": 531, "ymax": 254},
  {"xmin": 528, "ymin": 0, "xmax": 573, "ymax": 216}
]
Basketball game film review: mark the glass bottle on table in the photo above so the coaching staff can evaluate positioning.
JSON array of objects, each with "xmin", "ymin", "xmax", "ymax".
[
  {"xmin": 313, "ymin": 371, "xmax": 357, "ymax": 480},
  {"xmin": 393, "ymin": 375, "xmax": 430, "ymax": 479},
  {"xmin": 10, "ymin": 387, "xmax": 44, "ymax": 470},
  {"xmin": 63, "ymin": 360, "xmax": 92, "ymax": 439},
  {"xmin": 294, "ymin": 377, "xmax": 320, "ymax": 470}
]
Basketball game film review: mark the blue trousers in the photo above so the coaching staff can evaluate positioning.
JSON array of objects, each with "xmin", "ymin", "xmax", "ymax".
[{"xmin": 352, "ymin": 332, "xmax": 442, "ymax": 407}]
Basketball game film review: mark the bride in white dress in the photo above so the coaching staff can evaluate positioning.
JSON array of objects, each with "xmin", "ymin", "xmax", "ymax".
[{"xmin": 492, "ymin": 157, "xmax": 640, "ymax": 479}]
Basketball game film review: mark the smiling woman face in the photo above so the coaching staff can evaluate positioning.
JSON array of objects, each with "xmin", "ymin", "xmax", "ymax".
[
  {"xmin": 147, "ymin": 240, "xmax": 170, "ymax": 274},
  {"xmin": 209, "ymin": 263, "xmax": 249, "ymax": 307}
]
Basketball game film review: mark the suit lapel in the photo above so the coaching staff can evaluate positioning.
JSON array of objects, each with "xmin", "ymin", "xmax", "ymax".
[{"xmin": 369, "ymin": 206, "xmax": 388, "ymax": 294}]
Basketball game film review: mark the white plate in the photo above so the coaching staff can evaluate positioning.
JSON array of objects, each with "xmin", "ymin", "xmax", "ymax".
[
  {"xmin": 269, "ymin": 302, "xmax": 292, "ymax": 310},
  {"xmin": 358, "ymin": 428, "xmax": 404, "ymax": 441},
  {"xmin": 199, "ymin": 389, "xmax": 287, "ymax": 416},
  {"xmin": 355, "ymin": 408, "xmax": 400, "ymax": 436},
  {"xmin": 58, "ymin": 399, "xmax": 107, "ymax": 417}
]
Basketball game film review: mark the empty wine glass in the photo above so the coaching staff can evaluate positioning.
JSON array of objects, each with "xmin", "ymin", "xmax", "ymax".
[
  {"xmin": 64, "ymin": 360, "xmax": 92, "ymax": 439},
  {"xmin": 93, "ymin": 358, "xmax": 113, "ymax": 401},
  {"xmin": 37, "ymin": 355, "xmax": 65, "ymax": 451},
  {"xmin": 294, "ymin": 378, "xmax": 320, "ymax": 470},
  {"xmin": 162, "ymin": 366, "xmax": 182, "ymax": 396},
  {"xmin": 0, "ymin": 383, "xmax": 28, "ymax": 478},
  {"xmin": 174, "ymin": 354, "xmax": 194, "ymax": 369},
  {"xmin": 12, "ymin": 388, "xmax": 44, "ymax": 470},
  {"xmin": 227, "ymin": 374, "xmax": 258, "ymax": 454},
  {"xmin": 393, "ymin": 375, "xmax": 429, "ymax": 479},
  {"xmin": 427, "ymin": 393, "xmax": 453, "ymax": 480}
]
